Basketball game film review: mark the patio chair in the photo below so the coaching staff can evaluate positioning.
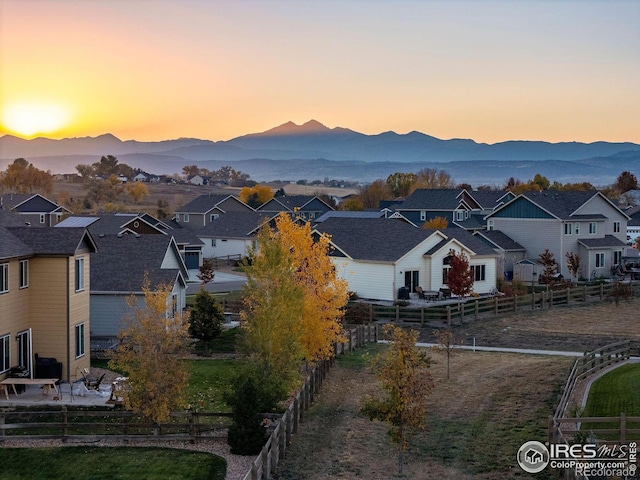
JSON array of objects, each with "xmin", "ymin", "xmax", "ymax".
[
  {"xmin": 81, "ymin": 368, "xmax": 105, "ymax": 390},
  {"xmin": 415, "ymin": 286, "xmax": 425, "ymax": 299}
]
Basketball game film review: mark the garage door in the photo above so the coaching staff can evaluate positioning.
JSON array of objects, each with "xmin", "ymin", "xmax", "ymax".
[{"xmin": 185, "ymin": 252, "xmax": 200, "ymax": 269}]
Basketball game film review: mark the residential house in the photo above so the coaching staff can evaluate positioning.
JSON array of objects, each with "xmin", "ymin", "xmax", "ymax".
[
  {"xmin": 313, "ymin": 218, "xmax": 498, "ymax": 301},
  {"xmin": 187, "ymin": 174, "xmax": 208, "ymax": 186},
  {"xmin": 0, "ymin": 214, "xmax": 96, "ymax": 382},
  {"xmin": 57, "ymin": 213, "xmax": 204, "ymax": 271},
  {"xmin": 195, "ymin": 211, "xmax": 276, "ymax": 260},
  {"xmin": 473, "ymin": 230, "xmax": 526, "ymax": 280},
  {"xmin": 393, "ymin": 189, "xmax": 514, "ymax": 230},
  {"xmin": 174, "ymin": 194, "xmax": 254, "ymax": 228},
  {"xmin": 0, "ymin": 193, "xmax": 71, "ymax": 227},
  {"xmin": 313, "ymin": 211, "xmax": 386, "ymax": 224},
  {"xmin": 485, "ymin": 191, "xmax": 629, "ymax": 280},
  {"xmin": 625, "ymin": 205, "xmax": 640, "ymax": 245},
  {"xmin": 87, "ymin": 234, "xmax": 188, "ymax": 339},
  {"xmin": 257, "ymin": 195, "xmax": 334, "ymax": 222}
]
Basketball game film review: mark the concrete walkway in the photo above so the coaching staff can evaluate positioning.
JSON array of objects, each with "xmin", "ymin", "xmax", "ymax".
[{"xmin": 186, "ymin": 269, "xmax": 247, "ymax": 295}]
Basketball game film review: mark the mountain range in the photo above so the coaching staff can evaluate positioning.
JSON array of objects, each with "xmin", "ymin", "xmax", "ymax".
[{"xmin": 1, "ymin": 120, "xmax": 639, "ymax": 186}]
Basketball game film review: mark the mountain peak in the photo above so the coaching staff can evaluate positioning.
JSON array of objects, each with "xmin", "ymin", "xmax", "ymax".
[{"xmin": 262, "ymin": 119, "xmax": 330, "ymax": 136}]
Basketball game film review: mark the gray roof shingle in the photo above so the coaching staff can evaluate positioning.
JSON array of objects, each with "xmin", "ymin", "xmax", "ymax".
[
  {"xmin": 474, "ymin": 230, "xmax": 526, "ymax": 251},
  {"xmin": 578, "ymin": 235, "xmax": 628, "ymax": 249},
  {"xmin": 196, "ymin": 211, "xmax": 274, "ymax": 237}
]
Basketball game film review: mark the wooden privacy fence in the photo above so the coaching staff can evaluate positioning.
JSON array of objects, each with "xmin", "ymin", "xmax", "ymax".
[
  {"xmin": 550, "ymin": 340, "xmax": 640, "ymax": 445},
  {"xmin": 371, "ymin": 282, "xmax": 640, "ymax": 326},
  {"xmin": 242, "ymin": 323, "xmax": 378, "ymax": 480},
  {"xmin": 0, "ymin": 409, "xmax": 231, "ymax": 442}
]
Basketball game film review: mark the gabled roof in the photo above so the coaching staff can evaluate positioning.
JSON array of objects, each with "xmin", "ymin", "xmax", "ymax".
[
  {"xmin": 196, "ymin": 211, "xmax": 275, "ymax": 238},
  {"xmin": 90, "ymin": 234, "xmax": 186, "ymax": 292},
  {"xmin": 486, "ymin": 190, "xmax": 627, "ymax": 221},
  {"xmin": 0, "ymin": 193, "xmax": 69, "ymax": 214},
  {"xmin": 468, "ymin": 190, "xmax": 514, "ymax": 209},
  {"xmin": 577, "ymin": 235, "xmax": 628, "ymax": 249},
  {"xmin": 175, "ymin": 194, "xmax": 252, "ymax": 214},
  {"xmin": 3, "ymin": 227, "xmax": 97, "ymax": 257},
  {"xmin": 258, "ymin": 195, "xmax": 333, "ymax": 212},
  {"xmin": 398, "ymin": 189, "xmax": 477, "ymax": 211},
  {"xmin": 473, "ymin": 230, "xmax": 526, "ymax": 251},
  {"xmin": 0, "ymin": 226, "xmax": 34, "ymax": 259},
  {"xmin": 422, "ymin": 228, "xmax": 497, "ymax": 256},
  {"xmin": 313, "ymin": 218, "xmax": 495, "ymax": 262},
  {"xmin": 454, "ymin": 213, "xmax": 486, "ymax": 230}
]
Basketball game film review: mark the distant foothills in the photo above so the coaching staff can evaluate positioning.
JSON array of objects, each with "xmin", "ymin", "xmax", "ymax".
[{"xmin": 1, "ymin": 120, "xmax": 639, "ymax": 186}]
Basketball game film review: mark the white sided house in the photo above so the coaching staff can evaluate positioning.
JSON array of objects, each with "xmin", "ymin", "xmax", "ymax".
[{"xmin": 313, "ymin": 218, "xmax": 498, "ymax": 301}]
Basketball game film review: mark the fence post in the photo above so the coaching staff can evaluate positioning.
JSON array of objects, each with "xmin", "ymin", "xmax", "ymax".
[
  {"xmin": 549, "ymin": 290, "xmax": 553, "ymax": 308},
  {"xmin": 262, "ymin": 445, "xmax": 270, "ymax": 479},
  {"xmin": 62, "ymin": 406, "xmax": 68, "ymax": 442},
  {"xmin": 583, "ymin": 285, "xmax": 587, "ymax": 303},
  {"xmin": 600, "ymin": 283, "xmax": 604, "ymax": 300},
  {"xmin": 420, "ymin": 308, "xmax": 424, "ymax": 326},
  {"xmin": 395, "ymin": 305, "xmax": 400, "ymax": 323},
  {"xmin": 475, "ymin": 300, "xmax": 479, "ymax": 320},
  {"xmin": 566, "ymin": 287, "xmax": 571, "ymax": 305},
  {"xmin": 0, "ymin": 414, "xmax": 4, "ymax": 438},
  {"xmin": 494, "ymin": 296, "xmax": 498, "ymax": 315},
  {"xmin": 514, "ymin": 295, "xmax": 518, "ymax": 313},
  {"xmin": 446, "ymin": 306, "xmax": 451, "ymax": 327},
  {"xmin": 293, "ymin": 395, "xmax": 300, "ymax": 433}
]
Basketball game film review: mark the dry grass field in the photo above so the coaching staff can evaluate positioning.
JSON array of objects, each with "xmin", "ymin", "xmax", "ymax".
[
  {"xmin": 419, "ymin": 300, "xmax": 640, "ymax": 352},
  {"xmin": 276, "ymin": 300, "xmax": 638, "ymax": 479}
]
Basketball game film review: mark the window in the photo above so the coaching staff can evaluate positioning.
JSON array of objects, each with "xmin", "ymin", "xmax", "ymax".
[
  {"xmin": 0, "ymin": 264, "xmax": 8, "ymax": 293},
  {"xmin": 210, "ymin": 214, "xmax": 219, "ymax": 222},
  {"xmin": 0, "ymin": 334, "xmax": 9, "ymax": 373},
  {"xmin": 487, "ymin": 220, "xmax": 494, "ymax": 231},
  {"xmin": 309, "ymin": 212, "xmax": 316, "ymax": 219},
  {"xmin": 211, "ymin": 238, "xmax": 217, "ymax": 247},
  {"xmin": 471, "ymin": 264, "xmax": 486, "ymax": 281},
  {"xmin": 574, "ymin": 223, "xmax": 580, "ymax": 235},
  {"xmin": 589, "ymin": 222, "xmax": 597, "ymax": 234},
  {"xmin": 420, "ymin": 211, "xmax": 426, "ymax": 221},
  {"xmin": 404, "ymin": 270, "xmax": 419, "ymax": 293},
  {"xmin": 19, "ymin": 260, "xmax": 28, "ymax": 289},
  {"xmin": 442, "ymin": 267, "xmax": 451, "ymax": 284},
  {"xmin": 614, "ymin": 221, "xmax": 621, "ymax": 233},
  {"xmin": 75, "ymin": 257, "xmax": 85, "ymax": 292},
  {"xmin": 614, "ymin": 250, "xmax": 622, "ymax": 265},
  {"xmin": 75, "ymin": 323, "xmax": 85, "ymax": 358},
  {"xmin": 595, "ymin": 252, "xmax": 605, "ymax": 268},
  {"xmin": 39, "ymin": 214, "xmax": 46, "ymax": 224},
  {"xmin": 455, "ymin": 210, "xmax": 465, "ymax": 221},
  {"xmin": 564, "ymin": 223, "xmax": 572, "ymax": 235},
  {"xmin": 183, "ymin": 214, "xmax": 189, "ymax": 222}
]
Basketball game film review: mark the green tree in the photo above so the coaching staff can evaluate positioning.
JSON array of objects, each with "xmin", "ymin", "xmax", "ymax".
[
  {"xmin": 386, "ymin": 172, "xmax": 417, "ymax": 197},
  {"xmin": 189, "ymin": 288, "xmax": 224, "ymax": 353},
  {"xmin": 362, "ymin": 325, "xmax": 433, "ymax": 475},
  {"xmin": 226, "ymin": 377, "xmax": 267, "ymax": 455},
  {"xmin": 108, "ymin": 276, "xmax": 191, "ymax": 425}
]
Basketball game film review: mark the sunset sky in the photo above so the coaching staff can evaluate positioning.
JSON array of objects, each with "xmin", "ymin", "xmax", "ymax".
[{"xmin": 1, "ymin": 0, "xmax": 638, "ymax": 144}]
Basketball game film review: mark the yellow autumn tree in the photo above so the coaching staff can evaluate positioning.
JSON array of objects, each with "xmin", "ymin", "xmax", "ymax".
[
  {"xmin": 272, "ymin": 213, "xmax": 349, "ymax": 362},
  {"xmin": 126, "ymin": 181, "xmax": 149, "ymax": 204},
  {"xmin": 422, "ymin": 216, "xmax": 449, "ymax": 229},
  {"xmin": 108, "ymin": 275, "xmax": 191, "ymax": 425},
  {"xmin": 239, "ymin": 184, "xmax": 274, "ymax": 208}
]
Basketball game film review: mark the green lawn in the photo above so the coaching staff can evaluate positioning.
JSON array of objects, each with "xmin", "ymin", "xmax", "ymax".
[
  {"xmin": 186, "ymin": 358, "xmax": 246, "ymax": 412},
  {"xmin": 0, "ymin": 447, "xmax": 226, "ymax": 480},
  {"xmin": 582, "ymin": 363, "xmax": 640, "ymax": 440}
]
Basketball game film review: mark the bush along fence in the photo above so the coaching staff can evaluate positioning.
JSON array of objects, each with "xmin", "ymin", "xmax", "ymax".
[
  {"xmin": 370, "ymin": 281, "xmax": 640, "ymax": 327},
  {"xmin": 548, "ymin": 341, "xmax": 640, "ymax": 473},
  {"xmin": 242, "ymin": 323, "xmax": 378, "ymax": 480}
]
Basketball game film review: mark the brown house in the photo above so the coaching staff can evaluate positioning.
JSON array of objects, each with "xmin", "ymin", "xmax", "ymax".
[{"xmin": 0, "ymin": 216, "xmax": 97, "ymax": 382}]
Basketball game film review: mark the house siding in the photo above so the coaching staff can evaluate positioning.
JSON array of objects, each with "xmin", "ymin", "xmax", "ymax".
[
  {"xmin": 200, "ymin": 237, "xmax": 253, "ymax": 259},
  {"xmin": 491, "ymin": 198, "xmax": 555, "ymax": 219},
  {"xmin": 90, "ymin": 294, "xmax": 135, "ymax": 337},
  {"xmin": 0, "ymin": 258, "xmax": 30, "ymax": 373},
  {"xmin": 493, "ymin": 217, "xmax": 563, "ymax": 270},
  {"xmin": 331, "ymin": 259, "xmax": 395, "ymax": 301}
]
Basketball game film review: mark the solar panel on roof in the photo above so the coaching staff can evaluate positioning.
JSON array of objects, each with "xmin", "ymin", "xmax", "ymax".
[{"xmin": 54, "ymin": 217, "xmax": 99, "ymax": 227}]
